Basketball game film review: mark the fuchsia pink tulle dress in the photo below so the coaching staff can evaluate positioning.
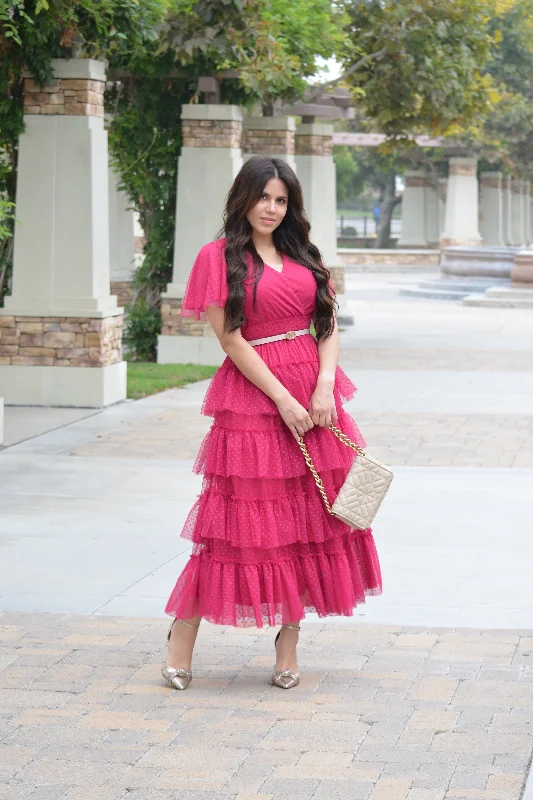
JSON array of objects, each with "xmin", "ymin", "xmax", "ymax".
[{"xmin": 164, "ymin": 238, "xmax": 382, "ymax": 627}]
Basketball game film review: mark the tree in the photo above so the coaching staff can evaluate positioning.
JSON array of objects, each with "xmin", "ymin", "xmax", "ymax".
[
  {"xmin": 324, "ymin": 0, "xmax": 496, "ymax": 245},
  {"xmin": 158, "ymin": 0, "xmax": 342, "ymax": 112},
  {"xmin": 339, "ymin": 0, "xmax": 495, "ymax": 140},
  {"xmin": 1, "ymin": 0, "xmax": 344, "ymax": 357},
  {"xmin": 477, "ymin": 0, "xmax": 533, "ymax": 176},
  {"xmin": 334, "ymin": 146, "xmax": 362, "ymax": 206},
  {"xmin": 0, "ymin": 0, "xmax": 167, "ymax": 301},
  {"xmin": 110, "ymin": 0, "xmax": 345, "ymax": 358}
]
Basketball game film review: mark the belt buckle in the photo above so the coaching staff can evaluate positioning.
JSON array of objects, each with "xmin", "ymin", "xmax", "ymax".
[{"xmin": 285, "ymin": 330, "xmax": 296, "ymax": 340}]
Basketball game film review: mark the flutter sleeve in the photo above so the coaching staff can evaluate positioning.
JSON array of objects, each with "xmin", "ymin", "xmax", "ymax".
[{"xmin": 180, "ymin": 240, "xmax": 229, "ymax": 320}]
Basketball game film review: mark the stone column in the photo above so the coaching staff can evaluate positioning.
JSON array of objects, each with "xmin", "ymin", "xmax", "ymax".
[
  {"xmin": 109, "ymin": 167, "xmax": 137, "ymax": 308},
  {"xmin": 511, "ymin": 179, "xmax": 525, "ymax": 246},
  {"xmin": 0, "ymin": 58, "xmax": 125, "ymax": 407},
  {"xmin": 439, "ymin": 179, "xmax": 447, "ymax": 236},
  {"xmin": 157, "ymin": 104, "xmax": 243, "ymax": 366},
  {"xmin": 0, "ymin": 397, "xmax": 3, "ymax": 446},
  {"xmin": 424, "ymin": 176, "xmax": 447, "ymax": 247},
  {"xmin": 440, "ymin": 157, "xmax": 482, "ymax": 247},
  {"xmin": 242, "ymin": 116, "xmax": 296, "ymax": 170},
  {"xmin": 398, "ymin": 171, "xmax": 429, "ymax": 247},
  {"xmin": 479, "ymin": 172, "xmax": 504, "ymax": 246},
  {"xmin": 501, "ymin": 175, "xmax": 513, "ymax": 246},
  {"xmin": 295, "ymin": 122, "xmax": 352, "ymax": 325},
  {"xmin": 521, "ymin": 181, "xmax": 531, "ymax": 246},
  {"xmin": 528, "ymin": 183, "xmax": 533, "ymax": 245}
]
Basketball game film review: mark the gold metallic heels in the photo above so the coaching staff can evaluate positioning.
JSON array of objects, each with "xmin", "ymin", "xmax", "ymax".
[
  {"xmin": 272, "ymin": 623, "xmax": 301, "ymax": 689},
  {"xmin": 161, "ymin": 618, "xmax": 199, "ymax": 690}
]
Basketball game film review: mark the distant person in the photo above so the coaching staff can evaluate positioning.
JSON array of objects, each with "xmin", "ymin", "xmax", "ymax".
[
  {"xmin": 373, "ymin": 203, "xmax": 381, "ymax": 227},
  {"xmin": 161, "ymin": 156, "xmax": 382, "ymax": 691}
]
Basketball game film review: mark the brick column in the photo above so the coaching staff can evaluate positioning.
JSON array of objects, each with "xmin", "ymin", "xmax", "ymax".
[
  {"xmin": 157, "ymin": 104, "xmax": 243, "ymax": 366},
  {"xmin": 440, "ymin": 157, "xmax": 482, "ymax": 247},
  {"xmin": 479, "ymin": 172, "xmax": 504, "ymax": 246},
  {"xmin": 242, "ymin": 116, "xmax": 296, "ymax": 170},
  {"xmin": 295, "ymin": 122, "xmax": 352, "ymax": 325},
  {"xmin": 109, "ymin": 167, "xmax": 137, "ymax": 308},
  {"xmin": 0, "ymin": 58, "xmax": 125, "ymax": 407}
]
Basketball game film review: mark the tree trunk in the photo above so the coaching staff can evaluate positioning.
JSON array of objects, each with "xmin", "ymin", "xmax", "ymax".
[{"xmin": 376, "ymin": 170, "xmax": 401, "ymax": 248}]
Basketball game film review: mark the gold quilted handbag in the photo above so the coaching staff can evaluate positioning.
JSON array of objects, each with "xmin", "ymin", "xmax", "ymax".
[{"xmin": 297, "ymin": 423, "xmax": 393, "ymax": 530}]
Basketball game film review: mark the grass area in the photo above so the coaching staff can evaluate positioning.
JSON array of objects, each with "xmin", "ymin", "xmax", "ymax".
[{"xmin": 127, "ymin": 362, "xmax": 219, "ymax": 400}]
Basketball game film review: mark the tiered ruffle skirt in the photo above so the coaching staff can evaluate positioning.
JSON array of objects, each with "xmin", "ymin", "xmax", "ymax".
[{"xmin": 165, "ymin": 333, "xmax": 382, "ymax": 627}]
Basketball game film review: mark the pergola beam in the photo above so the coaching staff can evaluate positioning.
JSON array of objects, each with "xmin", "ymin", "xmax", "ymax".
[{"xmin": 332, "ymin": 133, "xmax": 444, "ymax": 147}]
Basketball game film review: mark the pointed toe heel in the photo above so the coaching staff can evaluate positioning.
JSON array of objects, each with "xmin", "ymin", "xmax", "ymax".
[
  {"xmin": 272, "ymin": 623, "xmax": 301, "ymax": 689},
  {"xmin": 161, "ymin": 662, "xmax": 193, "ymax": 690},
  {"xmin": 162, "ymin": 617, "xmax": 199, "ymax": 691}
]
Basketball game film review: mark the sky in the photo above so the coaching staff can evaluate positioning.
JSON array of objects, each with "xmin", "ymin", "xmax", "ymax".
[{"xmin": 309, "ymin": 56, "xmax": 344, "ymax": 85}]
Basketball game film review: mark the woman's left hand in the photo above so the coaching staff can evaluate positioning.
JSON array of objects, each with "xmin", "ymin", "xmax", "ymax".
[{"xmin": 308, "ymin": 380, "xmax": 338, "ymax": 428}]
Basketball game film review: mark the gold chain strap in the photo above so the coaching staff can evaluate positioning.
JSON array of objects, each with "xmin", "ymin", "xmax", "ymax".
[{"xmin": 296, "ymin": 423, "xmax": 367, "ymax": 515}]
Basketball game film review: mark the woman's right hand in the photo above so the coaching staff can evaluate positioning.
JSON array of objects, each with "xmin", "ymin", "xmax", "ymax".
[{"xmin": 276, "ymin": 395, "xmax": 315, "ymax": 441}]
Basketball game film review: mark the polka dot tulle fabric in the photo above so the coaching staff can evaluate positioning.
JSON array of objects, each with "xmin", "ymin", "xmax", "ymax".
[{"xmin": 164, "ymin": 239, "xmax": 382, "ymax": 627}]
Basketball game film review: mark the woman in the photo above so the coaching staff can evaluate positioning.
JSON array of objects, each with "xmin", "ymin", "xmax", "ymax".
[{"xmin": 162, "ymin": 156, "xmax": 382, "ymax": 691}]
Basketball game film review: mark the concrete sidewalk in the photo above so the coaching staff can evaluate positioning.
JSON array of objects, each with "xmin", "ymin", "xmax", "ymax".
[{"xmin": 1, "ymin": 272, "xmax": 532, "ymax": 799}]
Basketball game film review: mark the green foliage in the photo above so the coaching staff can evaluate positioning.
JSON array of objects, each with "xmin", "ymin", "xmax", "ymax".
[
  {"xmin": 123, "ymin": 296, "xmax": 163, "ymax": 362},
  {"xmin": 105, "ymin": 62, "xmax": 194, "ymax": 360},
  {"xmin": 341, "ymin": 0, "xmax": 494, "ymax": 140},
  {"xmin": 0, "ymin": 198, "xmax": 16, "ymax": 299},
  {"xmin": 0, "ymin": 0, "xmax": 168, "ymax": 307},
  {"xmin": 334, "ymin": 146, "xmax": 363, "ymax": 205},
  {"xmin": 159, "ymin": 0, "xmax": 341, "ymax": 109},
  {"xmin": 110, "ymin": 0, "xmax": 345, "ymax": 360},
  {"xmin": 479, "ymin": 0, "xmax": 533, "ymax": 174}
]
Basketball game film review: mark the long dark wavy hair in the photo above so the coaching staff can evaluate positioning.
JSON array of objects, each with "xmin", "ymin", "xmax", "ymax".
[{"xmin": 217, "ymin": 156, "xmax": 338, "ymax": 342}]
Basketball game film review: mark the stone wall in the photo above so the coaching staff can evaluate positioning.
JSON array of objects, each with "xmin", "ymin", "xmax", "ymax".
[
  {"xmin": 0, "ymin": 316, "xmax": 122, "ymax": 366},
  {"xmin": 182, "ymin": 120, "xmax": 241, "ymax": 149},
  {"xmin": 338, "ymin": 249, "xmax": 440, "ymax": 266},
  {"xmin": 295, "ymin": 135, "xmax": 333, "ymax": 157},
  {"xmin": 110, "ymin": 282, "xmax": 135, "ymax": 309},
  {"xmin": 23, "ymin": 78, "xmax": 104, "ymax": 117},
  {"xmin": 242, "ymin": 129, "xmax": 295, "ymax": 155},
  {"xmin": 328, "ymin": 266, "xmax": 345, "ymax": 295},
  {"xmin": 161, "ymin": 299, "xmax": 217, "ymax": 337}
]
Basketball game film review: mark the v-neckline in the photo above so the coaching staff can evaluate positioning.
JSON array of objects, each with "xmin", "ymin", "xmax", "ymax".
[{"xmin": 264, "ymin": 254, "xmax": 285, "ymax": 275}]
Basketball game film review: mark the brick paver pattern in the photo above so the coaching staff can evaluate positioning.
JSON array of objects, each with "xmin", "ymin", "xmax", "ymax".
[
  {"xmin": 69, "ymin": 406, "xmax": 533, "ymax": 468},
  {"xmin": 1, "ymin": 613, "xmax": 532, "ymax": 800}
]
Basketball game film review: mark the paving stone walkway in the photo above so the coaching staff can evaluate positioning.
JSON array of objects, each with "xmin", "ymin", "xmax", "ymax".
[
  {"xmin": 68, "ymin": 407, "xmax": 533, "ymax": 468},
  {"xmin": 1, "ymin": 613, "xmax": 533, "ymax": 800},
  {"xmin": 2, "ymin": 272, "xmax": 533, "ymax": 798}
]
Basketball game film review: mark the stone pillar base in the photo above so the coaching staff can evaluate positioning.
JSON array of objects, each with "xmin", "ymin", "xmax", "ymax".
[
  {"xmin": 0, "ymin": 314, "xmax": 123, "ymax": 366},
  {"xmin": 440, "ymin": 237, "xmax": 482, "ymax": 248},
  {"xmin": 511, "ymin": 249, "xmax": 533, "ymax": 283},
  {"xmin": 110, "ymin": 281, "xmax": 135, "ymax": 308},
  {"xmin": 158, "ymin": 297, "xmax": 224, "ymax": 365},
  {"xmin": 329, "ymin": 265, "xmax": 354, "ymax": 325},
  {"xmin": 0, "ymin": 397, "xmax": 3, "ymax": 446},
  {"xmin": 0, "ymin": 361, "xmax": 126, "ymax": 407},
  {"xmin": 0, "ymin": 313, "xmax": 126, "ymax": 407},
  {"xmin": 158, "ymin": 335, "xmax": 225, "ymax": 366}
]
